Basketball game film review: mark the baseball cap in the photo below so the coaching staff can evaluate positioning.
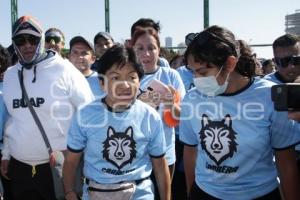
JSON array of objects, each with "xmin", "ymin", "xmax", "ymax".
[
  {"xmin": 94, "ymin": 32, "xmax": 114, "ymax": 44},
  {"xmin": 69, "ymin": 36, "xmax": 94, "ymax": 51},
  {"xmin": 12, "ymin": 15, "xmax": 42, "ymax": 38}
]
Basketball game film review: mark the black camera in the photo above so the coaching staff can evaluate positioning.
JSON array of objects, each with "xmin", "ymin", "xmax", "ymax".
[{"xmin": 271, "ymin": 83, "xmax": 300, "ymax": 111}]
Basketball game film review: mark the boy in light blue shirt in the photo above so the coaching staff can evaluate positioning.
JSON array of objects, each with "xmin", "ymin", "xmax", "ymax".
[{"xmin": 63, "ymin": 44, "xmax": 171, "ymax": 200}]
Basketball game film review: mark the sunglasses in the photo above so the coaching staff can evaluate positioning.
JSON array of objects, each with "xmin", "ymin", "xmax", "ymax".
[
  {"xmin": 45, "ymin": 36, "xmax": 62, "ymax": 44},
  {"xmin": 13, "ymin": 35, "xmax": 40, "ymax": 46},
  {"xmin": 185, "ymin": 31, "xmax": 238, "ymax": 61},
  {"xmin": 274, "ymin": 55, "xmax": 300, "ymax": 68},
  {"xmin": 185, "ymin": 33, "xmax": 196, "ymax": 46}
]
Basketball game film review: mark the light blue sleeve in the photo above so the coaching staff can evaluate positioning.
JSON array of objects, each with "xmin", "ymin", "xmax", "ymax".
[
  {"xmin": 170, "ymin": 69, "xmax": 186, "ymax": 101},
  {"xmin": 67, "ymin": 110, "xmax": 87, "ymax": 152},
  {"xmin": 148, "ymin": 112, "xmax": 166, "ymax": 157},
  {"xmin": 158, "ymin": 57, "xmax": 170, "ymax": 68},
  {"xmin": 270, "ymin": 110, "xmax": 300, "ymax": 149},
  {"xmin": 0, "ymin": 97, "xmax": 8, "ymax": 141},
  {"xmin": 86, "ymin": 72, "xmax": 106, "ymax": 99},
  {"xmin": 179, "ymin": 97, "xmax": 198, "ymax": 146}
]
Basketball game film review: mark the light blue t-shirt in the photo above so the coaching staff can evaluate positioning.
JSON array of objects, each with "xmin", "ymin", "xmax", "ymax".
[
  {"xmin": 68, "ymin": 98, "xmax": 166, "ymax": 184},
  {"xmin": 263, "ymin": 72, "xmax": 300, "ymax": 151},
  {"xmin": 86, "ymin": 71, "xmax": 105, "ymax": 99},
  {"xmin": 176, "ymin": 65, "xmax": 194, "ymax": 93},
  {"xmin": 140, "ymin": 66, "xmax": 185, "ymax": 165},
  {"xmin": 263, "ymin": 71, "xmax": 283, "ymax": 84},
  {"xmin": 179, "ymin": 78, "xmax": 300, "ymax": 199},
  {"xmin": 158, "ymin": 57, "xmax": 170, "ymax": 68}
]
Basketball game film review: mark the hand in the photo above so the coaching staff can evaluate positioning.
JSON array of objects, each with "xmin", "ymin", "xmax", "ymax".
[
  {"xmin": 65, "ymin": 191, "xmax": 78, "ymax": 200},
  {"xmin": 50, "ymin": 151, "xmax": 65, "ymax": 167},
  {"xmin": 1, "ymin": 159, "xmax": 10, "ymax": 180},
  {"xmin": 288, "ymin": 111, "xmax": 300, "ymax": 122},
  {"xmin": 138, "ymin": 90, "xmax": 161, "ymax": 109},
  {"xmin": 161, "ymin": 85, "xmax": 176, "ymax": 110}
]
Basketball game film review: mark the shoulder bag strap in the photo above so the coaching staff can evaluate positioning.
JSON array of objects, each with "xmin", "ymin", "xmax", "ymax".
[{"xmin": 18, "ymin": 70, "xmax": 53, "ymax": 156}]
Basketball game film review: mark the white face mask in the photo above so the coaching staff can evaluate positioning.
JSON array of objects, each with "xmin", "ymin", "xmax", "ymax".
[{"xmin": 193, "ymin": 66, "xmax": 230, "ymax": 96}]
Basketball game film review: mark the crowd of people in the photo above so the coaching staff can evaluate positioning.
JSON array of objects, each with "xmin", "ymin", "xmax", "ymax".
[{"xmin": 0, "ymin": 15, "xmax": 299, "ymax": 200}]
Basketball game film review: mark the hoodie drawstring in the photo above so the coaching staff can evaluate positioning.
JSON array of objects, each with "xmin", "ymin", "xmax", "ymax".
[
  {"xmin": 19, "ymin": 65, "xmax": 37, "ymax": 108},
  {"xmin": 19, "ymin": 67, "xmax": 26, "ymax": 107},
  {"xmin": 32, "ymin": 65, "xmax": 37, "ymax": 83}
]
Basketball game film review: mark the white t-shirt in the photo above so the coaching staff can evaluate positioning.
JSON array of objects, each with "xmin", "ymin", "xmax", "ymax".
[{"xmin": 2, "ymin": 53, "xmax": 94, "ymax": 164}]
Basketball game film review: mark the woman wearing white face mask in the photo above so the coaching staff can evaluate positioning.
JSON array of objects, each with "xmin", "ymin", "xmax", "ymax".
[
  {"xmin": 179, "ymin": 26, "xmax": 300, "ymax": 200},
  {"xmin": 192, "ymin": 65, "xmax": 230, "ymax": 97}
]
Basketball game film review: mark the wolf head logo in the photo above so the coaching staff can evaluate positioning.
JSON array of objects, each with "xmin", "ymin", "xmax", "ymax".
[
  {"xmin": 102, "ymin": 126, "xmax": 137, "ymax": 169},
  {"xmin": 200, "ymin": 114, "xmax": 238, "ymax": 165}
]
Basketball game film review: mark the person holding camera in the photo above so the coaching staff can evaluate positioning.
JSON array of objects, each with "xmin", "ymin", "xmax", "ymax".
[
  {"xmin": 286, "ymin": 76, "xmax": 300, "ymax": 122},
  {"xmin": 179, "ymin": 25, "xmax": 300, "ymax": 199},
  {"xmin": 264, "ymin": 33, "xmax": 300, "ymax": 171},
  {"xmin": 264, "ymin": 33, "xmax": 300, "ymax": 86}
]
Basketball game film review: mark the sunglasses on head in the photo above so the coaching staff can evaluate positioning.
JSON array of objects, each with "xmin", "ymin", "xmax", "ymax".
[
  {"xmin": 185, "ymin": 31, "xmax": 237, "ymax": 58},
  {"xmin": 13, "ymin": 35, "xmax": 40, "ymax": 46},
  {"xmin": 274, "ymin": 55, "xmax": 300, "ymax": 68},
  {"xmin": 45, "ymin": 36, "xmax": 62, "ymax": 44},
  {"xmin": 185, "ymin": 33, "xmax": 197, "ymax": 46}
]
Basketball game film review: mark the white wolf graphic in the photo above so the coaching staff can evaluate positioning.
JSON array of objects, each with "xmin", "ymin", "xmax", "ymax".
[
  {"xmin": 102, "ymin": 126, "xmax": 136, "ymax": 169},
  {"xmin": 200, "ymin": 114, "xmax": 238, "ymax": 165}
]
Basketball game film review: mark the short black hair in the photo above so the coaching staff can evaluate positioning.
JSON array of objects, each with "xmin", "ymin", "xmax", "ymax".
[
  {"xmin": 97, "ymin": 43, "xmax": 144, "ymax": 80},
  {"xmin": 262, "ymin": 59, "xmax": 273, "ymax": 67},
  {"xmin": 273, "ymin": 33, "xmax": 299, "ymax": 50},
  {"xmin": 130, "ymin": 18, "xmax": 160, "ymax": 37},
  {"xmin": 0, "ymin": 44, "xmax": 11, "ymax": 74}
]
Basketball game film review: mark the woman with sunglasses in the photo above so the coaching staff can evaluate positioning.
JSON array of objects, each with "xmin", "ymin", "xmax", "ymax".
[{"xmin": 179, "ymin": 25, "xmax": 300, "ymax": 200}]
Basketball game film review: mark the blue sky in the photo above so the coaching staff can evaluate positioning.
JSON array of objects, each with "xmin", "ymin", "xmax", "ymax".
[{"xmin": 0, "ymin": 0, "xmax": 299, "ymax": 59}]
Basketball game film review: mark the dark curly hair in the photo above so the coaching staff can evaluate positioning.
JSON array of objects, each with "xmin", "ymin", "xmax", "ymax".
[
  {"xmin": 189, "ymin": 25, "xmax": 239, "ymax": 68},
  {"xmin": 235, "ymin": 40, "xmax": 257, "ymax": 78},
  {"xmin": 0, "ymin": 44, "xmax": 11, "ymax": 74}
]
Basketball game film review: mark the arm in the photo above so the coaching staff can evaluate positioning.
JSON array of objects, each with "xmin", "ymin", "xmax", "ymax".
[
  {"xmin": 183, "ymin": 145, "xmax": 197, "ymax": 196},
  {"xmin": 169, "ymin": 102, "xmax": 181, "ymax": 119},
  {"xmin": 163, "ymin": 85, "xmax": 181, "ymax": 118},
  {"xmin": 162, "ymin": 86, "xmax": 181, "ymax": 128},
  {"xmin": 138, "ymin": 90, "xmax": 161, "ymax": 109},
  {"xmin": 0, "ymin": 159, "xmax": 9, "ymax": 180},
  {"xmin": 151, "ymin": 157, "xmax": 171, "ymax": 200},
  {"xmin": 288, "ymin": 111, "xmax": 300, "ymax": 122},
  {"xmin": 1, "ymin": 133, "xmax": 10, "ymax": 180},
  {"xmin": 63, "ymin": 150, "xmax": 82, "ymax": 200},
  {"xmin": 275, "ymin": 148, "xmax": 300, "ymax": 200}
]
